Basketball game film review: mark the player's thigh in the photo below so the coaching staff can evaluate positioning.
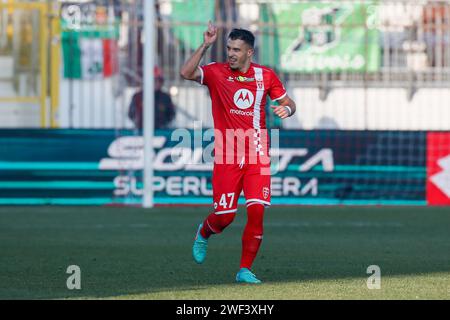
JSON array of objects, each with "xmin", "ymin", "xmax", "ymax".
[
  {"xmin": 242, "ymin": 164, "xmax": 271, "ymax": 207},
  {"xmin": 212, "ymin": 164, "xmax": 243, "ymax": 214}
]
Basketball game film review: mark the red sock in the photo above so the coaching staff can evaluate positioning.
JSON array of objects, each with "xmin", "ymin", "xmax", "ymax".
[
  {"xmin": 200, "ymin": 211, "xmax": 236, "ymax": 239},
  {"xmin": 240, "ymin": 203, "xmax": 264, "ymax": 269}
]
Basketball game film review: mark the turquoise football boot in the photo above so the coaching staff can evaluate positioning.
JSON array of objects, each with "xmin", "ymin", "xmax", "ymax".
[
  {"xmin": 192, "ymin": 223, "xmax": 208, "ymax": 264},
  {"xmin": 235, "ymin": 268, "xmax": 262, "ymax": 284}
]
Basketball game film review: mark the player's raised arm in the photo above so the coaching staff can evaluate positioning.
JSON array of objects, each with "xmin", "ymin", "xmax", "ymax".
[
  {"xmin": 180, "ymin": 21, "xmax": 218, "ymax": 83},
  {"xmin": 271, "ymin": 95, "xmax": 297, "ymax": 119}
]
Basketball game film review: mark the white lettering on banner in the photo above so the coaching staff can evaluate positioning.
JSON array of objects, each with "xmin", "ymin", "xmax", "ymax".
[
  {"xmin": 99, "ymin": 136, "xmax": 165, "ymax": 170},
  {"xmin": 299, "ymin": 148, "xmax": 334, "ymax": 172},
  {"xmin": 113, "ymin": 176, "xmax": 317, "ymax": 197},
  {"xmin": 113, "ymin": 176, "xmax": 213, "ymax": 197},
  {"xmin": 183, "ymin": 176, "xmax": 201, "ymax": 195},
  {"xmin": 100, "ymin": 136, "xmax": 335, "ymax": 172},
  {"xmin": 270, "ymin": 177, "xmax": 318, "ymax": 197},
  {"xmin": 101, "ymin": 136, "xmax": 333, "ymax": 198},
  {"xmin": 166, "ymin": 176, "xmax": 183, "ymax": 196},
  {"xmin": 281, "ymin": 54, "xmax": 366, "ymax": 72}
]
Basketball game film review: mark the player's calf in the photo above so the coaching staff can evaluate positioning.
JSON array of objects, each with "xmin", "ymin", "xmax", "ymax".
[{"xmin": 240, "ymin": 203, "xmax": 264, "ymax": 269}]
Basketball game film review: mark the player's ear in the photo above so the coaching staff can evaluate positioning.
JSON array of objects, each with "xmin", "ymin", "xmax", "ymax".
[{"xmin": 247, "ymin": 47, "xmax": 254, "ymax": 58}]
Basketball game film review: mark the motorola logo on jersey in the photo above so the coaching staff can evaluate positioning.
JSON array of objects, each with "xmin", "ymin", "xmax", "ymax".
[{"xmin": 233, "ymin": 89, "xmax": 254, "ymax": 110}]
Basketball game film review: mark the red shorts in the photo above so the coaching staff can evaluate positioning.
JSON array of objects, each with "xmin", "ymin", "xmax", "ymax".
[{"xmin": 212, "ymin": 163, "xmax": 271, "ymax": 214}]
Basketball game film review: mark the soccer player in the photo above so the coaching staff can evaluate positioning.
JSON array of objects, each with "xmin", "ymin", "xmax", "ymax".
[{"xmin": 180, "ymin": 22, "xmax": 296, "ymax": 284}]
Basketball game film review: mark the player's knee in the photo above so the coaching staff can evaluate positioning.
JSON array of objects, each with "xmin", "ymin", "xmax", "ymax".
[
  {"xmin": 218, "ymin": 212, "xmax": 236, "ymax": 229},
  {"xmin": 247, "ymin": 223, "xmax": 263, "ymax": 237},
  {"xmin": 210, "ymin": 212, "xmax": 236, "ymax": 233}
]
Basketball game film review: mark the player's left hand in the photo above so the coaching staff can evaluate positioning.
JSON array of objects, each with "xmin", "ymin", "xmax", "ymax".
[{"xmin": 271, "ymin": 105, "xmax": 291, "ymax": 119}]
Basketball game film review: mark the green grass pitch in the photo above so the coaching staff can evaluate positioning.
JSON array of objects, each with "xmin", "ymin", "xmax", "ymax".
[{"xmin": 0, "ymin": 205, "xmax": 449, "ymax": 299}]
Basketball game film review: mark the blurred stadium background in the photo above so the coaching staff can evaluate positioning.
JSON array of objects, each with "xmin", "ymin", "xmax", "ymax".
[{"xmin": 0, "ymin": 0, "xmax": 449, "ymax": 300}]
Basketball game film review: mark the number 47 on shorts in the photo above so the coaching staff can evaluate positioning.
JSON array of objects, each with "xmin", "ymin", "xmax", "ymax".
[{"xmin": 215, "ymin": 193, "xmax": 235, "ymax": 210}]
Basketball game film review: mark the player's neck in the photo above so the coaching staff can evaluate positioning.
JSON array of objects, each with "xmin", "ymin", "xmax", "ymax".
[{"xmin": 237, "ymin": 61, "xmax": 252, "ymax": 74}]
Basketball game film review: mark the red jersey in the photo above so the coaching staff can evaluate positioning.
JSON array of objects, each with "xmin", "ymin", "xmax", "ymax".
[{"xmin": 199, "ymin": 62, "xmax": 286, "ymax": 164}]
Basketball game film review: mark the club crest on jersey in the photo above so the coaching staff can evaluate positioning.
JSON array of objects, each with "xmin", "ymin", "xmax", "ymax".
[
  {"xmin": 262, "ymin": 187, "xmax": 270, "ymax": 199},
  {"xmin": 257, "ymin": 81, "xmax": 264, "ymax": 90},
  {"xmin": 233, "ymin": 89, "xmax": 254, "ymax": 110}
]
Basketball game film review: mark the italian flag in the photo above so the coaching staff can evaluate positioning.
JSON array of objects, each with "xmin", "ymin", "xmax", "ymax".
[{"xmin": 62, "ymin": 32, "xmax": 118, "ymax": 79}]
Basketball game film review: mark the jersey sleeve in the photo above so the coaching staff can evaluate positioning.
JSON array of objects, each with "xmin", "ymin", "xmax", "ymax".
[
  {"xmin": 268, "ymin": 69, "xmax": 287, "ymax": 101},
  {"xmin": 198, "ymin": 62, "xmax": 217, "ymax": 86}
]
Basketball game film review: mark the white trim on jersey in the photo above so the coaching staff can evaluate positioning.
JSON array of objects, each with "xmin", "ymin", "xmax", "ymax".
[
  {"xmin": 246, "ymin": 198, "xmax": 271, "ymax": 207},
  {"xmin": 253, "ymin": 67, "xmax": 264, "ymax": 131},
  {"xmin": 214, "ymin": 208, "xmax": 238, "ymax": 215},
  {"xmin": 273, "ymin": 91, "xmax": 287, "ymax": 101},
  {"xmin": 253, "ymin": 67, "xmax": 265, "ymax": 156},
  {"xmin": 247, "ymin": 202, "xmax": 265, "ymax": 208},
  {"xmin": 198, "ymin": 66, "xmax": 204, "ymax": 85},
  {"xmin": 206, "ymin": 220, "xmax": 220, "ymax": 234}
]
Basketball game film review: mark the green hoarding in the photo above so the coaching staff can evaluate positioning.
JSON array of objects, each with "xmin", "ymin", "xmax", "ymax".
[
  {"xmin": 170, "ymin": 1, "xmax": 380, "ymax": 73},
  {"xmin": 170, "ymin": 0, "xmax": 216, "ymax": 51},
  {"xmin": 272, "ymin": 2, "xmax": 380, "ymax": 72},
  {"xmin": 0, "ymin": 129, "xmax": 426, "ymax": 206}
]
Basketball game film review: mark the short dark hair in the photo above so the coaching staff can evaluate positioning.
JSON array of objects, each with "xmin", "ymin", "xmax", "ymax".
[{"xmin": 228, "ymin": 28, "xmax": 255, "ymax": 48}]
